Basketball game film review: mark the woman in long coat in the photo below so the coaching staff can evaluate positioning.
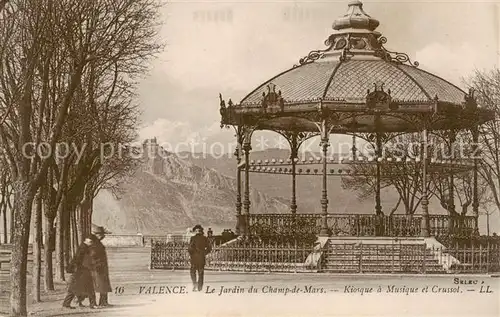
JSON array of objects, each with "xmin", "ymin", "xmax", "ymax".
[
  {"xmin": 62, "ymin": 238, "xmax": 95, "ymax": 308},
  {"xmin": 89, "ymin": 226, "xmax": 112, "ymax": 307}
]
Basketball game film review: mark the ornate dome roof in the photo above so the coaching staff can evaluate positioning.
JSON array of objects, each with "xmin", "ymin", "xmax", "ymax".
[
  {"xmin": 240, "ymin": 0, "xmax": 465, "ymax": 106},
  {"xmin": 240, "ymin": 59, "xmax": 465, "ymax": 105},
  {"xmin": 219, "ymin": 1, "xmax": 494, "ymax": 133}
]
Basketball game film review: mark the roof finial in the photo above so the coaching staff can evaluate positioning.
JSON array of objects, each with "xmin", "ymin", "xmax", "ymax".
[{"xmin": 332, "ymin": 0, "xmax": 379, "ymax": 32}]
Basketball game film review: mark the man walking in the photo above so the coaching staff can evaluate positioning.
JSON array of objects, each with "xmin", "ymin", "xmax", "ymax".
[
  {"xmin": 188, "ymin": 224, "xmax": 212, "ymax": 292},
  {"xmin": 89, "ymin": 226, "xmax": 112, "ymax": 307},
  {"xmin": 62, "ymin": 237, "xmax": 96, "ymax": 309}
]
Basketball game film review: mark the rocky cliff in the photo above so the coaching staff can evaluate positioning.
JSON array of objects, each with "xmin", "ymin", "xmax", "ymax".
[{"xmin": 92, "ymin": 149, "xmax": 289, "ymax": 234}]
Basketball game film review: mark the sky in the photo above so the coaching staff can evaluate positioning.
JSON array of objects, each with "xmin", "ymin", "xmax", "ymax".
[{"xmin": 137, "ymin": 0, "xmax": 500, "ymax": 153}]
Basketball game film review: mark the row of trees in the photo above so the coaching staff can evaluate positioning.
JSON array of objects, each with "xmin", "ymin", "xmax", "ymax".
[
  {"xmin": 342, "ymin": 69, "xmax": 500, "ymax": 233},
  {"xmin": 0, "ymin": 0, "xmax": 163, "ymax": 315}
]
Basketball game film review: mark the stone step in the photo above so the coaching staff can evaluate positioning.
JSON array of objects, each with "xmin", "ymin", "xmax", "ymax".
[
  {"xmin": 326, "ymin": 246, "xmax": 426, "ymax": 251},
  {"xmin": 321, "ymin": 268, "xmax": 446, "ymax": 274},
  {"xmin": 325, "ymin": 259, "xmax": 442, "ymax": 265},
  {"xmin": 326, "ymin": 246, "xmax": 426, "ymax": 252},
  {"xmin": 327, "ymin": 238, "xmax": 427, "ymax": 243},
  {"xmin": 208, "ymin": 261, "xmax": 305, "ymax": 267},
  {"xmin": 325, "ymin": 256, "xmax": 439, "ymax": 263},
  {"xmin": 323, "ymin": 264, "xmax": 445, "ymax": 271},
  {"xmin": 327, "ymin": 242, "xmax": 409, "ymax": 245},
  {"xmin": 323, "ymin": 266, "xmax": 445, "ymax": 271},
  {"xmin": 326, "ymin": 252, "xmax": 431, "ymax": 256},
  {"xmin": 327, "ymin": 243, "xmax": 425, "ymax": 246},
  {"xmin": 325, "ymin": 250, "xmax": 438, "ymax": 255},
  {"xmin": 326, "ymin": 246, "xmax": 428, "ymax": 249},
  {"xmin": 324, "ymin": 251, "xmax": 434, "ymax": 259},
  {"xmin": 327, "ymin": 245, "xmax": 405, "ymax": 248},
  {"xmin": 326, "ymin": 250, "xmax": 433, "ymax": 255}
]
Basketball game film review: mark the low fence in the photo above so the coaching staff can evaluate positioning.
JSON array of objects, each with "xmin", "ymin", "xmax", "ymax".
[
  {"xmin": 103, "ymin": 233, "xmax": 236, "ymax": 247},
  {"xmin": 444, "ymin": 243, "xmax": 500, "ymax": 273},
  {"xmin": 143, "ymin": 234, "xmax": 192, "ymax": 246},
  {"xmin": 150, "ymin": 238, "xmax": 316, "ymax": 272},
  {"xmin": 101, "ymin": 235, "xmax": 146, "ymax": 247},
  {"xmin": 324, "ymin": 242, "xmax": 500, "ymax": 274},
  {"xmin": 150, "ymin": 237, "xmax": 500, "ymax": 274}
]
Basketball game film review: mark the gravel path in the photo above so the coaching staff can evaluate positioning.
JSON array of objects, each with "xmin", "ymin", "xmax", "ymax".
[{"xmin": 1, "ymin": 247, "xmax": 498, "ymax": 317}]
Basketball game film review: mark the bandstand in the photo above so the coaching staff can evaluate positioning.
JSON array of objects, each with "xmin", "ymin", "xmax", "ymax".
[{"xmin": 218, "ymin": 0, "xmax": 495, "ymax": 240}]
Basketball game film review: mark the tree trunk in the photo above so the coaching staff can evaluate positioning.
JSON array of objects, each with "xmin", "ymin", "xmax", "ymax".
[
  {"xmin": 64, "ymin": 206, "xmax": 71, "ymax": 267},
  {"xmin": 404, "ymin": 201, "xmax": 411, "ymax": 215},
  {"xmin": 55, "ymin": 193, "xmax": 65, "ymax": 282},
  {"xmin": 42, "ymin": 190, "xmax": 57, "ymax": 291},
  {"xmin": 32, "ymin": 192, "xmax": 42, "ymax": 303},
  {"xmin": 81, "ymin": 198, "xmax": 91, "ymax": 238},
  {"xmin": 88, "ymin": 197, "xmax": 93, "ymax": 235},
  {"xmin": 486, "ymin": 211, "xmax": 490, "ymax": 236},
  {"xmin": 42, "ymin": 216, "xmax": 54, "ymax": 291},
  {"xmin": 9, "ymin": 205, "xmax": 14, "ymax": 243},
  {"xmin": 71, "ymin": 210, "xmax": 78, "ymax": 254},
  {"xmin": 78, "ymin": 184, "xmax": 92, "ymax": 240},
  {"xmin": 2, "ymin": 201, "xmax": 6, "ymax": 244},
  {"xmin": 461, "ymin": 204, "xmax": 469, "ymax": 216},
  {"xmin": 9, "ymin": 180, "xmax": 35, "ymax": 316},
  {"xmin": 0, "ymin": 193, "xmax": 4, "ymax": 245},
  {"xmin": 75, "ymin": 204, "xmax": 82, "ymax": 246}
]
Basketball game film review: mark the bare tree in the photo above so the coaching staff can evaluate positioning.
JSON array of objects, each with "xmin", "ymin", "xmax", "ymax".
[
  {"xmin": 0, "ymin": 159, "xmax": 12, "ymax": 244},
  {"xmin": 63, "ymin": 0, "xmax": 162, "ymax": 244},
  {"xmin": 467, "ymin": 69, "xmax": 500, "ymax": 214},
  {"xmin": 481, "ymin": 205, "xmax": 495, "ymax": 236},
  {"xmin": 31, "ymin": 190, "xmax": 42, "ymax": 302},
  {"xmin": 0, "ymin": 0, "xmax": 162, "ymax": 314},
  {"xmin": 0, "ymin": 2, "xmax": 86, "ymax": 314},
  {"xmin": 52, "ymin": 0, "xmax": 162, "ymax": 285},
  {"xmin": 342, "ymin": 133, "xmax": 431, "ymax": 215}
]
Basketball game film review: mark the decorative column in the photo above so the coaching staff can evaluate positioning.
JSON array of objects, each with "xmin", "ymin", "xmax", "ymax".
[
  {"xmin": 465, "ymin": 88, "xmax": 479, "ymax": 236},
  {"xmin": 319, "ymin": 120, "xmax": 330, "ymax": 236},
  {"xmin": 447, "ymin": 130, "xmax": 456, "ymax": 235},
  {"xmin": 421, "ymin": 128, "xmax": 430, "ymax": 237},
  {"xmin": 290, "ymin": 133, "xmax": 298, "ymax": 215},
  {"xmin": 472, "ymin": 126, "xmax": 480, "ymax": 236},
  {"xmin": 375, "ymin": 133, "xmax": 383, "ymax": 216},
  {"xmin": 234, "ymin": 146, "xmax": 242, "ymax": 235},
  {"xmin": 243, "ymin": 140, "xmax": 252, "ymax": 236},
  {"xmin": 352, "ymin": 134, "xmax": 357, "ymax": 159}
]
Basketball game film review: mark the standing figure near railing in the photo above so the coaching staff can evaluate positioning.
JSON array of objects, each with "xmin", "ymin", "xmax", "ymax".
[
  {"xmin": 88, "ymin": 226, "xmax": 112, "ymax": 307},
  {"xmin": 188, "ymin": 225, "xmax": 212, "ymax": 292}
]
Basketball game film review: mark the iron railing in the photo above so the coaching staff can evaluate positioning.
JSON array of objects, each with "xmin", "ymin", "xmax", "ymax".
[
  {"xmin": 243, "ymin": 214, "xmax": 476, "ymax": 238},
  {"xmin": 150, "ymin": 238, "xmax": 500, "ymax": 274},
  {"xmin": 150, "ymin": 238, "xmax": 316, "ymax": 272},
  {"xmin": 322, "ymin": 242, "xmax": 500, "ymax": 273}
]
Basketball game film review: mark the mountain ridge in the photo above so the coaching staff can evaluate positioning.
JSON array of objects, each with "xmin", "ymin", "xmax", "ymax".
[{"xmin": 93, "ymin": 148, "xmax": 290, "ymax": 234}]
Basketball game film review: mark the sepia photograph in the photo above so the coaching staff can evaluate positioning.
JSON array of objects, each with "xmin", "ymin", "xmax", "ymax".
[{"xmin": 0, "ymin": 0, "xmax": 499, "ymax": 316}]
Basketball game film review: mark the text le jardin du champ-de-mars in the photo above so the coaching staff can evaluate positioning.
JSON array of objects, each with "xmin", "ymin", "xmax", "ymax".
[{"xmin": 115, "ymin": 278, "xmax": 494, "ymax": 296}]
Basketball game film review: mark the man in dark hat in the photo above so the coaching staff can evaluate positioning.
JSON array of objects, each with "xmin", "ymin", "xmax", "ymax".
[
  {"xmin": 188, "ymin": 224, "xmax": 212, "ymax": 292},
  {"xmin": 88, "ymin": 226, "xmax": 112, "ymax": 307}
]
